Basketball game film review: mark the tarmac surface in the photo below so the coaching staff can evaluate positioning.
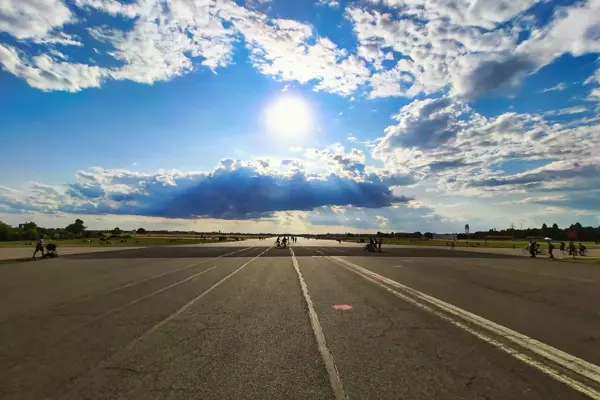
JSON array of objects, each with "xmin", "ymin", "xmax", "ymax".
[{"xmin": 1, "ymin": 238, "xmax": 600, "ymax": 399}]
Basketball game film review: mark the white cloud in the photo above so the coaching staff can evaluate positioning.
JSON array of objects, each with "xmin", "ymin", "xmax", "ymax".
[
  {"xmin": 73, "ymin": 0, "xmax": 140, "ymax": 18},
  {"xmin": 0, "ymin": 0, "xmax": 598, "ymax": 103},
  {"xmin": 0, "ymin": 43, "xmax": 107, "ymax": 92},
  {"xmin": 542, "ymin": 82, "xmax": 567, "ymax": 92},
  {"xmin": 0, "ymin": 0, "xmax": 74, "ymax": 40},
  {"xmin": 346, "ymin": 6, "xmax": 519, "ymax": 98},
  {"xmin": 317, "ymin": 0, "xmax": 340, "ymax": 7},
  {"xmin": 542, "ymin": 106, "xmax": 588, "ymax": 117},
  {"xmin": 373, "ymin": 95, "xmax": 600, "ymax": 201},
  {"xmin": 236, "ymin": 16, "xmax": 371, "ymax": 96},
  {"xmin": 368, "ymin": 0, "xmax": 542, "ymax": 29},
  {"xmin": 518, "ymin": 0, "xmax": 600, "ymax": 66}
]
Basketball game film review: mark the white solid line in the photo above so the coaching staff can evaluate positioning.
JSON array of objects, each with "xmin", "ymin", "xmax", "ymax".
[
  {"xmin": 123, "ymin": 246, "xmax": 272, "ymax": 352},
  {"xmin": 329, "ymin": 248, "xmax": 345, "ymax": 253},
  {"xmin": 328, "ymin": 256, "xmax": 600, "ymax": 400},
  {"xmin": 72, "ymin": 247, "xmax": 255, "ymax": 304},
  {"xmin": 290, "ymin": 248, "xmax": 346, "ymax": 400}
]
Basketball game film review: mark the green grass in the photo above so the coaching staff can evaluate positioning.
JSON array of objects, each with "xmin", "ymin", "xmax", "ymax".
[{"xmin": 0, "ymin": 237, "xmax": 241, "ymax": 248}]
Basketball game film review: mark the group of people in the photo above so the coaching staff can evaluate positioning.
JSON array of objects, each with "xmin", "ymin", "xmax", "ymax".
[
  {"xmin": 529, "ymin": 239, "xmax": 587, "ymax": 258},
  {"xmin": 366, "ymin": 236, "xmax": 383, "ymax": 252},
  {"xmin": 275, "ymin": 236, "xmax": 296, "ymax": 248}
]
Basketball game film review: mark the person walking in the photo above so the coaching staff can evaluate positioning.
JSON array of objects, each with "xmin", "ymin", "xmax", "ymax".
[
  {"xmin": 33, "ymin": 234, "xmax": 45, "ymax": 259},
  {"xmin": 547, "ymin": 240, "xmax": 555, "ymax": 259},
  {"xmin": 529, "ymin": 240, "xmax": 536, "ymax": 258}
]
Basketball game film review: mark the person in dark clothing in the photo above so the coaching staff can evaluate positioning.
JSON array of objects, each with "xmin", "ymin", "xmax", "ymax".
[
  {"xmin": 568, "ymin": 241, "xmax": 576, "ymax": 256},
  {"xmin": 529, "ymin": 240, "xmax": 536, "ymax": 258},
  {"xmin": 547, "ymin": 241, "xmax": 555, "ymax": 259}
]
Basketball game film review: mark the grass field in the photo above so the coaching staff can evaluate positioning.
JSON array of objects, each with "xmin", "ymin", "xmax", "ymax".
[{"xmin": 0, "ymin": 236, "xmax": 242, "ymax": 248}]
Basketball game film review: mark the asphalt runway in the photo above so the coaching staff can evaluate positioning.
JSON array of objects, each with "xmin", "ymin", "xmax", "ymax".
[{"xmin": 1, "ymin": 239, "xmax": 599, "ymax": 399}]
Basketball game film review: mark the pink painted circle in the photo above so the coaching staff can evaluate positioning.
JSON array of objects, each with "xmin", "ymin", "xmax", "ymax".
[{"xmin": 332, "ymin": 304, "xmax": 353, "ymax": 311}]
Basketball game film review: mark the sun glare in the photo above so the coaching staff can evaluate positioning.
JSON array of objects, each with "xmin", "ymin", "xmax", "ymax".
[{"xmin": 265, "ymin": 96, "xmax": 313, "ymax": 137}]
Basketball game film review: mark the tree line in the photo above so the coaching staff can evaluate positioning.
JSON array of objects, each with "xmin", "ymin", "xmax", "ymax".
[
  {"xmin": 455, "ymin": 223, "xmax": 600, "ymax": 242},
  {"xmin": 0, "ymin": 219, "xmax": 91, "ymax": 241},
  {"xmin": 2, "ymin": 219, "xmax": 599, "ymax": 242},
  {"xmin": 367, "ymin": 222, "xmax": 599, "ymax": 242}
]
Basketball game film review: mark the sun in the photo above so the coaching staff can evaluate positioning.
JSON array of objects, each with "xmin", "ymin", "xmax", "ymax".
[{"xmin": 265, "ymin": 96, "xmax": 313, "ymax": 137}]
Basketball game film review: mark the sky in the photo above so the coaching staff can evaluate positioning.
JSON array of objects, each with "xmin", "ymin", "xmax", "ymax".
[{"xmin": 0, "ymin": 0, "xmax": 599, "ymax": 234}]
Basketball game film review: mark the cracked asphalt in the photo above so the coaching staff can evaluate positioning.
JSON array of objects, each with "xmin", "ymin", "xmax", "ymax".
[{"xmin": 1, "ymin": 239, "xmax": 599, "ymax": 399}]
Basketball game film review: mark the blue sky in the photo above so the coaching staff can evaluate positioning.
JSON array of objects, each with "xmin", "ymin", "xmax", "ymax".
[{"xmin": 1, "ymin": 0, "xmax": 599, "ymax": 233}]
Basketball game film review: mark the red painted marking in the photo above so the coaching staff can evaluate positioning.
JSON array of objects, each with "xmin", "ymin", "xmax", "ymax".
[
  {"xmin": 375, "ymin": 274, "xmax": 384, "ymax": 279},
  {"xmin": 332, "ymin": 304, "xmax": 353, "ymax": 311}
]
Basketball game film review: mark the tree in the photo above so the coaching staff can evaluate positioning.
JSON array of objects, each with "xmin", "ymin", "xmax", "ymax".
[
  {"xmin": 0, "ymin": 221, "xmax": 14, "ymax": 241},
  {"xmin": 65, "ymin": 219, "xmax": 86, "ymax": 235},
  {"xmin": 112, "ymin": 227, "xmax": 122, "ymax": 236},
  {"xmin": 413, "ymin": 231, "xmax": 423, "ymax": 239},
  {"xmin": 424, "ymin": 232, "xmax": 433, "ymax": 240},
  {"xmin": 136, "ymin": 228, "xmax": 147, "ymax": 234}
]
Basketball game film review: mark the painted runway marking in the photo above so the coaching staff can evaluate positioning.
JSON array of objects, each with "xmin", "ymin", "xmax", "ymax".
[
  {"xmin": 291, "ymin": 248, "xmax": 347, "ymax": 400},
  {"xmin": 329, "ymin": 248, "xmax": 346, "ymax": 253},
  {"xmin": 60, "ymin": 247, "xmax": 273, "ymax": 399},
  {"xmin": 68, "ymin": 247, "xmax": 255, "ymax": 305},
  {"xmin": 328, "ymin": 256, "xmax": 600, "ymax": 400},
  {"xmin": 332, "ymin": 304, "xmax": 353, "ymax": 311}
]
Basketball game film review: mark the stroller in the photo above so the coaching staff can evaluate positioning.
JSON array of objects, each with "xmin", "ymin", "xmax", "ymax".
[
  {"xmin": 44, "ymin": 243, "xmax": 59, "ymax": 258},
  {"xmin": 364, "ymin": 243, "xmax": 377, "ymax": 252}
]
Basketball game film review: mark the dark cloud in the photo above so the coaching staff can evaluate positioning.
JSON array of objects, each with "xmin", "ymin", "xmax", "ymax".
[
  {"xmin": 144, "ymin": 168, "xmax": 411, "ymax": 219},
  {"xmin": 377, "ymin": 97, "xmax": 464, "ymax": 151},
  {"xmin": 0, "ymin": 161, "xmax": 414, "ymax": 220},
  {"xmin": 458, "ymin": 54, "xmax": 535, "ymax": 98},
  {"xmin": 426, "ymin": 159, "xmax": 473, "ymax": 172},
  {"xmin": 535, "ymin": 192, "xmax": 600, "ymax": 211},
  {"xmin": 66, "ymin": 183, "xmax": 105, "ymax": 199},
  {"xmin": 469, "ymin": 164, "xmax": 600, "ymax": 188}
]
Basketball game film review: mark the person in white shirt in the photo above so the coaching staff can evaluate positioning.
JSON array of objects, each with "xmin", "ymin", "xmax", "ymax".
[{"xmin": 33, "ymin": 235, "xmax": 45, "ymax": 259}]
